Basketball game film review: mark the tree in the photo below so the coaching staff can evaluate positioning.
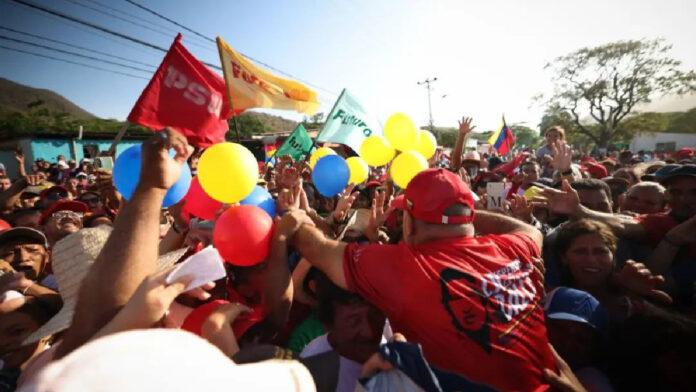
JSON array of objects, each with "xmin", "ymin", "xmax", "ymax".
[
  {"xmin": 228, "ymin": 113, "xmax": 265, "ymax": 139},
  {"xmin": 431, "ymin": 127, "xmax": 458, "ymax": 148},
  {"xmin": 509, "ymin": 124, "xmax": 541, "ymax": 148},
  {"xmin": 666, "ymin": 107, "xmax": 696, "ymax": 133},
  {"xmin": 541, "ymin": 39, "xmax": 696, "ymax": 147}
]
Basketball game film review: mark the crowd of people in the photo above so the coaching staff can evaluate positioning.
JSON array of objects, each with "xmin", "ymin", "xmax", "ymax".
[{"xmin": 0, "ymin": 121, "xmax": 695, "ymax": 392}]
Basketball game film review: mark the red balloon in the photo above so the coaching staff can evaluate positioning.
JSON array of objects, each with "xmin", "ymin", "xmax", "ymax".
[
  {"xmin": 184, "ymin": 177, "xmax": 223, "ymax": 221},
  {"xmin": 213, "ymin": 205, "xmax": 274, "ymax": 266}
]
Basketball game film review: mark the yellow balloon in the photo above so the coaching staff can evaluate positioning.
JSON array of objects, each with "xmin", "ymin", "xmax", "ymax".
[
  {"xmin": 346, "ymin": 156, "xmax": 369, "ymax": 185},
  {"xmin": 360, "ymin": 135, "xmax": 396, "ymax": 167},
  {"xmin": 384, "ymin": 113, "xmax": 419, "ymax": 151},
  {"xmin": 390, "ymin": 150, "xmax": 428, "ymax": 189},
  {"xmin": 198, "ymin": 142, "xmax": 258, "ymax": 203},
  {"xmin": 416, "ymin": 130, "xmax": 437, "ymax": 159},
  {"xmin": 309, "ymin": 147, "xmax": 336, "ymax": 169}
]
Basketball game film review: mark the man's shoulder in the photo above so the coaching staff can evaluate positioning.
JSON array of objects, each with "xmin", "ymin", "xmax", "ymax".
[{"xmin": 635, "ymin": 211, "xmax": 676, "ymax": 226}]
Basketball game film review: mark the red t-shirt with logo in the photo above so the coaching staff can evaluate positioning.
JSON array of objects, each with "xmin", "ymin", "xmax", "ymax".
[{"xmin": 343, "ymin": 233, "xmax": 554, "ymax": 392}]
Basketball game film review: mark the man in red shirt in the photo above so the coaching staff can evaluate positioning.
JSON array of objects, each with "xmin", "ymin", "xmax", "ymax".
[{"xmin": 281, "ymin": 168, "xmax": 554, "ymax": 392}]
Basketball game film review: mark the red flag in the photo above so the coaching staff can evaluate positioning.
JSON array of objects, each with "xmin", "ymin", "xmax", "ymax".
[
  {"xmin": 128, "ymin": 34, "xmax": 231, "ymax": 148},
  {"xmin": 492, "ymin": 153, "xmax": 527, "ymax": 178}
]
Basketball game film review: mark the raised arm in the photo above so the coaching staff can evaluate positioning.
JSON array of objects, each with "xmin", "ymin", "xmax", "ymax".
[
  {"xmin": 534, "ymin": 180, "xmax": 646, "ymax": 240},
  {"xmin": 56, "ymin": 129, "xmax": 192, "ymax": 359},
  {"xmin": 450, "ymin": 116, "xmax": 475, "ymax": 171},
  {"xmin": 284, "ymin": 210, "xmax": 348, "ymax": 290},
  {"xmin": 474, "ymin": 210, "xmax": 543, "ymax": 250}
]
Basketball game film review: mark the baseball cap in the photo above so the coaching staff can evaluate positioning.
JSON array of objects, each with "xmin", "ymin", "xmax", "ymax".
[
  {"xmin": 39, "ymin": 185, "xmax": 69, "ymax": 199},
  {"xmin": 0, "ymin": 227, "xmax": 49, "ymax": 249},
  {"xmin": 391, "ymin": 168, "xmax": 475, "ymax": 224},
  {"xmin": 601, "ymin": 176, "xmax": 629, "ymax": 188},
  {"xmin": 676, "ymin": 147, "xmax": 694, "ymax": 161},
  {"xmin": 581, "ymin": 162, "xmax": 608, "ymax": 179},
  {"xmin": 40, "ymin": 200, "xmax": 89, "ymax": 225},
  {"xmin": 654, "ymin": 164, "xmax": 696, "ymax": 185},
  {"xmin": 543, "ymin": 287, "xmax": 607, "ymax": 331}
]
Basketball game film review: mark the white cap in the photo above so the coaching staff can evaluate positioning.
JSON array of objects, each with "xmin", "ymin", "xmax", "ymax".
[{"xmin": 21, "ymin": 329, "xmax": 316, "ymax": 392}]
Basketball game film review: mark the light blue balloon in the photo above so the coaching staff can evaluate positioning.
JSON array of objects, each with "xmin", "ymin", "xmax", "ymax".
[
  {"xmin": 240, "ymin": 185, "xmax": 276, "ymax": 218},
  {"xmin": 113, "ymin": 144, "xmax": 192, "ymax": 207},
  {"xmin": 312, "ymin": 155, "xmax": 349, "ymax": 197}
]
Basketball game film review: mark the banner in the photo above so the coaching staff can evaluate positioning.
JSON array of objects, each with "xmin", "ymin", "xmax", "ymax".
[
  {"xmin": 127, "ymin": 34, "xmax": 230, "ymax": 148},
  {"xmin": 216, "ymin": 37, "xmax": 319, "ymax": 115},
  {"xmin": 316, "ymin": 89, "xmax": 382, "ymax": 154},
  {"xmin": 274, "ymin": 124, "xmax": 314, "ymax": 161}
]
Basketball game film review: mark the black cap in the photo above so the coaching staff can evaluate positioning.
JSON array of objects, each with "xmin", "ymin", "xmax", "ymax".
[
  {"xmin": 654, "ymin": 164, "xmax": 696, "ymax": 184},
  {"xmin": 0, "ymin": 227, "xmax": 49, "ymax": 249}
]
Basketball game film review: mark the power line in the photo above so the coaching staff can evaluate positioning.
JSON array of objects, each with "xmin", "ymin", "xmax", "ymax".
[
  {"xmin": 61, "ymin": 0, "xmax": 216, "ymax": 53},
  {"xmin": 0, "ymin": 25, "xmax": 159, "ymax": 68},
  {"xmin": 122, "ymin": 0, "xmax": 338, "ymax": 97},
  {"xmin": 0, "ymin": 34, "xmax": 155, "ymax": 73},
  {"xmin": 0, "ymin": 44, "xmax": 150, "ymax": 80}
]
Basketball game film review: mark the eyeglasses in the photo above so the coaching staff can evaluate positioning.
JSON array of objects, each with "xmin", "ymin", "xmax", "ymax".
[{"xmin": 51, "ymin": 210, "xmax": 83, "ymax": 220}]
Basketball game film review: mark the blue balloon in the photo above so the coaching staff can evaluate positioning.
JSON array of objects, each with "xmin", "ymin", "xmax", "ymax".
[
  {"xmin": 312, "ymin": 155, "xmax": 350, "ymax": 197},
  {"xmin": 113, "ymin": 144, "xmax": 192, "ymax": 207},
  {"xmin": 240, "ymin": 185, "xmax": 276, "ymax": 218}
]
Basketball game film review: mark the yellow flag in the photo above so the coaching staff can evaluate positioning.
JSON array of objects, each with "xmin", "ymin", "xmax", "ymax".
[{"xmin": 216, "ymin": 37, "xmax": 319, "ymax": 115}]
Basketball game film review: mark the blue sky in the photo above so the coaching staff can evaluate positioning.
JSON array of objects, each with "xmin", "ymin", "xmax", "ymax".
[{"xmin": 1, "ymin": 0, "xmax": 695, "ymax": 133}]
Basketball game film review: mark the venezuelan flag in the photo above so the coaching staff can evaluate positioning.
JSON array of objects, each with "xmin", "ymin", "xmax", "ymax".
[{"xmin": 488, "ymin": 117, "xmax": 515, "ymax": 155}]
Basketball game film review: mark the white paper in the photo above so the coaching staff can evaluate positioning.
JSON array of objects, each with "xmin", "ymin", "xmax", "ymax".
[
  {"xmin": 486, "ymin": 182, "xmax": 505, "ymax": 210},
  {"xmin": 165, "ymin": 246, "xmax": 226, "ymax": 291}
]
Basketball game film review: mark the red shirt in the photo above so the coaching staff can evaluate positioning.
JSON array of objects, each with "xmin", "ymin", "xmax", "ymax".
[
  {"xmin": 635, "ymin": 212, "xmax": 696, "ymax": 255},
  {"xmin": 343, "ymin": 233, "xmax": 553, "ymax": 392}
]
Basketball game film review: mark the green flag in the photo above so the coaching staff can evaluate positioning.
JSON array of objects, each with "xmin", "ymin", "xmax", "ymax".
[
  {"xmin": 275, "ymin": 124, "xmax": 314, "ymax": 161},
  {"xmin": 316, "ymin": 89, "xmax": 382, "ymax": 154}
]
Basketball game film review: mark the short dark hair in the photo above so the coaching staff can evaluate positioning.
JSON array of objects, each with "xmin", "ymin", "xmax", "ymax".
[
  {"xmin": 7, "ymin": 208, "xmax": 43, "ymax": 226},
  {"xmin": 312, "ymin": 269, "xmax": 369, "ymax": 326},
  {"xmin": 571, "ymin": 179, "xmax": 612, "ymax": 203},
  {"xmin": 555, "ymin": 219, "xmax": 617, "ymax": 257}
]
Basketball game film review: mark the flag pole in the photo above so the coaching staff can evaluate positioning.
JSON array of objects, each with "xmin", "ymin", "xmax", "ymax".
[
  {"xmin": 306, "ymin": 88, "xmax": 346, "ymax": 162},
  {"xmin": 107, "ymin": 122, "xmax": 129, "ymax": 156},
  {"xmin": 216, "ymin": 36, "xmax": 241, "ymax": 143}
]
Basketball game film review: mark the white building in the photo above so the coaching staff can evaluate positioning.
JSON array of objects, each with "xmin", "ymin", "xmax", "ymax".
[{"xmin": 630, "ymin": 132, "xmax": 696, "ymax": 152}]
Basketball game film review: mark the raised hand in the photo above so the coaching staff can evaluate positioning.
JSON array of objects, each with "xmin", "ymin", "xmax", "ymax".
[
  {"xmin": 457, "ymin": 167, "xmax": 471, "ymax": 187},
  {"xmin": 0, "ymin": 271, "xmax": 33, "ymax": 296},
  {"xmin": 366, "ymin": 189, "xmax": 394, "ymax": 243},
  {"xmin": 332, "ymin": 183, "xmax": 359, "ymax": 223},
  {"xmin": 617, "ymin": 260, "xmax": 672, "ymax": 304},
  {"xmin": 532, "ymin": 180, "xmax": 580, "ymax": 216},
  {"xmin": 277, "ymin": 209, "xmax": 316, "ymax": 240},
  {"xmin": 277, "ymin": 182, "xmax": 302, "ymax": 213},
  {"xmin": 550, "ymin": 141, "xmax": 572, "ymax": 172},
  {"xmin": 510, "ymin": 193, "xmax": 533, "ymax": 223},
  {"xmin": 139, "ymin": 128, "xmax": 193, "ymax": 191},
  {"xmin": 276, "ymin": 165, "xmax": 301, "ymax": 190},
  {"xmin": 458, "ymin": 116, "xmax": 476, "ymax": 137}
]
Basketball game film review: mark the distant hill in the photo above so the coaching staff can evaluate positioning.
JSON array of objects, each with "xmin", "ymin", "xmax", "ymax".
[
  {"xmin": 243, "ymin": 111, "xmax": 299, "ymax": 133},
  {"xmin": 0, "ymin": 78, "xmax": 96, "ymax": 120}
]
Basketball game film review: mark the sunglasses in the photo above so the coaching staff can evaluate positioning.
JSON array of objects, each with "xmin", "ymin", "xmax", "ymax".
[
  {"xmin": 46, "ymin": 192, "xmax": 68, "ymax": 200},
  {"xmin": 79, "ymin": 197, "xmax": 101, "ymax": 205}
]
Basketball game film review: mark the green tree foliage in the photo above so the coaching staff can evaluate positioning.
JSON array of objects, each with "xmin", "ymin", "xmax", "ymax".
[
  {"xmin": 509, "ymin": 124, "xmax": 541, "ymax": 148},
  {"xmin": 228, "ymin": 113, "xmax": 266, "ymax": 139},
  {"xmin": 431, "ymin": 127, "xmax": 458, "ymax": 148},
  {"xmin": 541, "ymin": 39, "xmax": 696, "ymax": 147},
  {"xmin": 665, "ymin": 107, "xmax": 696, "ymax": 133}
]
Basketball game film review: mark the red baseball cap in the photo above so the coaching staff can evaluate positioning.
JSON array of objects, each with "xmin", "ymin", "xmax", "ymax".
[
  {"xmin": 581, "ymin": 162, "xmax": 608, "ymax": 179},
  {"xmin": 676, "ymin": 147, "xmax": 694, "ymax": 160},
  {"xmin": 40, "ymin": 200, "xmax": 89, "ymax": 225},
  {"xmin": 391, "ymin": 168, "xmax": 475, "ymax": 224}
]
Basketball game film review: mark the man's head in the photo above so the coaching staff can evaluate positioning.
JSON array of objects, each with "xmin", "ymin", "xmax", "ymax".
[
  {"xmin": 40, "ymin": 185, "xmax": 70, "ymax": 209},
  {"xmin": 77, "ymin": 191, "xmax": 104, "ymax": 214},
  {"xmin": 0, "ymin": 227, "xmax": 50, "ymax": 280},
  {"xmin": 656, "ymin": 165, "xmax": 696, "ymax": 220},
  {"xmin": 0, "ymin": 175, "xmax": 11, "ymax": 192},
  {"xmin": 571, "ymin": 179, "xmax": 613, "ymax": 213},
  {"xmin": 544, "ymin": 126, "xmax": 565, "ymax": 147},
  {"xmin": 392, "ymin": 169, "xmax": 475, "ymax": 245},
  {"xmin": 520, "ymin": 161, "xmax": 540, "ymax": 185},
  {"xmin": 621, "ymin": 182, "xmax": 666, "ymax": 215},
  {"xmin": 461, "ymin": 151, "xmax": 482, "ymax": 178},
  {"xmin": 0, "ymin": 297, "xmax": 55, "ymax": 370},
  {"xmin": 315, "ymin": 271, "xmax": 385, "ymax": 364},
  {"xmin": 40, "ymin": 200, "xmax": 88, "ymax": 245},
  {"xmin": 613, "ymin": 167, "xmax": 640, "ymax": 187},
  {"xmin": 8, "ymin": 208, "xmax": 42, "ymax": 230}
]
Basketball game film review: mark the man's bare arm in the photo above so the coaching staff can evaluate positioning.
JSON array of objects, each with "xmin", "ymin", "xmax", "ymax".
[
  {"xmin": 56, "ymin": 129, "xmax": 192, "ymax": 359},
  {"xmin": 474, "ymin": 210, "xmax": 543, "ymax": 250}
]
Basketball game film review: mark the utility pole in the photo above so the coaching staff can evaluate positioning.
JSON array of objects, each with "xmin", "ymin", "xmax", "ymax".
[{"xmin": 417, "ymin": 77, "xmax": 437, "ymax": 132}]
